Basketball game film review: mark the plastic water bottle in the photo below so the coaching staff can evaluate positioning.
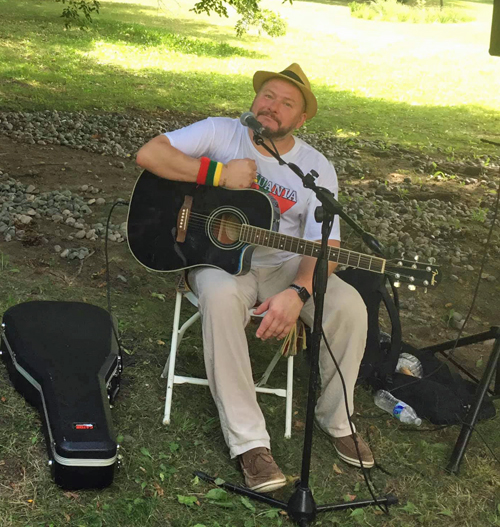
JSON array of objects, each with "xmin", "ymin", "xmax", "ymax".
[
  {"xmin": 396, "ymin": 352, "xmax": 423, "ymax": 378},
  {"xmin": 374, "ymin": 390, "xmax": 422, "ymax": 426}
]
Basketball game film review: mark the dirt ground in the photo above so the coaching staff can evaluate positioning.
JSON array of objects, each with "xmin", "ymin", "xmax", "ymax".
[{"xmin": 0, "ymin": 134, "xmax": 499, "ymax": 379}]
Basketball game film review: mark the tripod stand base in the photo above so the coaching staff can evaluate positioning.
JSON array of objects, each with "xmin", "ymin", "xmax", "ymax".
[{"xmin": 195, "ymin": 471, "xmax": 398, "ymax": 526}]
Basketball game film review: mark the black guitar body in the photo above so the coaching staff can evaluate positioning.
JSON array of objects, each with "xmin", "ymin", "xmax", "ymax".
[
  {"xmin": 1, "ymin": 301, "xmax": 121, "ymax": 490},
  {"xmin": 127, "ymin": 170, "xmax": 280, "ymax": 274}
]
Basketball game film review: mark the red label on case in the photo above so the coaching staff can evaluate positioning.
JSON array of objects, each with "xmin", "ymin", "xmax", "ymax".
[{"xmin": 73, "ymin": 423, "xmax": 95, "ymax": 430}]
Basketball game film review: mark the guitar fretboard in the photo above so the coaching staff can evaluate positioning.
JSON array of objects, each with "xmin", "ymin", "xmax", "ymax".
[{"xmin": 239, "ymin": 225, "xmax": 386, "ymax": 273}]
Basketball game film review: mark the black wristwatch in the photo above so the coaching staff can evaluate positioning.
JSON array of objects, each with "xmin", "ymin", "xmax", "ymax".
[{"xmin": 288, "ymin": 283, "xmax": 311, "ymax": 304}]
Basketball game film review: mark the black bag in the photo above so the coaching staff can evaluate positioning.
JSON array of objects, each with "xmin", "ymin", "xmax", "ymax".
[
  {"xmin": 337, "ymin": 268, "xmax": 401, "ymax": 387},
  {"xmin": 388, "ymin": 343, "xmax": 496, "ymax": 425},
  {"xmin": 1, "ymin": 301, "xmax": 122, "ymax": 489},
  {"xmin": 337, "ymin": 269, "xmax": 495, "ymax": 424}
]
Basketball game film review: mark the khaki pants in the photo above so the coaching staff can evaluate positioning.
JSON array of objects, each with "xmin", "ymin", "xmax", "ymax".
[{"xmin": 189, "ymin": 256, "xmax": 368, "ymax": 458}]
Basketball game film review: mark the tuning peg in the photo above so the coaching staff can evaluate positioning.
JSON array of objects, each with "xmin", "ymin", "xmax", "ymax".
[
  {"xmin": 395, "ymin": 273, "xmax": 401, "ymax": 279},
  {"xmin": 409, "ymin": 276, "xmax": 415, "ymax": 282},
  {"xmin": 426, "ymin": 266, "xmax": 431, "ymax": 272},
  {"xmin": 408, "ymin": 284, "xmax": 416, "ymax": 291},
  {"xmin": 423, "ymin": 280, "xmax": 429, "ymax": 287},
  {"xmin": 414, "ymin": 255, "xmax": 419, "ymax": 261},
  {"xmin": 411, "ymin": 263, "xmax": 417, "ymax": 269}
]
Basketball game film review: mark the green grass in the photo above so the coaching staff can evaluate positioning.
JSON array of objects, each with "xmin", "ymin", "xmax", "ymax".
[
  {"xmin": 1, "ymin": 242, "xmax": 500, "ymax": 526},
  {"xmin": 349, "ymin": 0, "xmax": 475, "ymax": 23},
  {"xmin": 0, "ymin": 0, "xmax": 499, "ymax": 155}
]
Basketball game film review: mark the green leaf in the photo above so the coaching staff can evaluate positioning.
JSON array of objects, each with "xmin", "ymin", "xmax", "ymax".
[
  {"xmin": 240, "ymin": 496, "xmax": 256, "ymax": 512},
  {"xmin": 169, "ymin": 442, "xmax": 180, "ymax": 453},
  {"xmin": 476, "ymin": 358, "xmax": 483, "ymax": 368},
  {"xmin": 151, "ymin": 292, "xmax": 166, "ymax": 301},
  {"xmin": 402, "ymin": 501, "xmax": 419, "ymax": 514},
  {"xmin": 116, "ymin": 434, "xmax": 124, "ymax": 444},
  {"xmin": 205, "ymin": 488, "xmax": 228, "ymax": 500},
  {"xmin": 141, "ymin": 481, "xmax": 147, "ymax": 490},
  {"xmin": 214, "ymin": 477, "xmax": 225, "ymax": 485},
  {"xmin": 177, "ymin": 495, "xmax": 197, "ymax": 507},
  {"xmin": 350, "ymin": 508, "xmax": 364, "ymax": 517},
  {"xmin": 438, "ymin": 509, "xmax": 454, "ymax": 517},
  {"xmin": 354, "ymin": 482, "xmax": 360, "ymax": 492},
  {"xmin": 159, "ymin": 473, "xmax": 165, "ymax": 482},
  {"xmin": 192, "ymin": 475, "xmax": 200, "ymax": 485},
  {"xmin": 140, "ymin": 447, "xmax": 152, "ymax": 458},
  {"xmin": 264, "ymin": 509, "xmax": 280, "ymax": 518}
]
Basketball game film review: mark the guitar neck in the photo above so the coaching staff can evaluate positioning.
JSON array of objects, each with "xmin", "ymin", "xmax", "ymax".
[{"xmin": 240, "ymin": 225, "xmax": 386, "ymax": 274}]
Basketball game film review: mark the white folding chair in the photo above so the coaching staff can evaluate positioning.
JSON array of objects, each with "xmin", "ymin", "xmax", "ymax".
[{"xmin": 161, "ymin": 278, "xmax": 295, "ymax": 438}]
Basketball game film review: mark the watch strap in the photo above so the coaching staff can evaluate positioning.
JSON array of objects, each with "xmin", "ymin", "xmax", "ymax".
[{"xmin": 288, "ymin": 283, "xmax": 311, "ymax": 304}]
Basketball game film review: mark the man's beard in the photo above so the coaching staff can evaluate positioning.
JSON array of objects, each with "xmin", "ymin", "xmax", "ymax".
[
  {"xmin": 255, "ymin": 112, "xmax": 296, "ymax": 140},
  {"xmin": 263, "ymin": 123, "xmax": 296, "ymax": 140}
]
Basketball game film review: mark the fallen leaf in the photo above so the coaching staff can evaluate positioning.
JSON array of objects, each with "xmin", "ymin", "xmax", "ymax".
[
  {"xmin": 153, "ymin": 482, "xmax": 164, "ymax": 496},
  {"xmin": 332, "ymin": 463, "xmax": 343, "ymax": 474},
  {"xmin": 157, "ymin": 340, "xmax": 165, "ymax": 346},
  {"xmin": 293, "ymin": 420, "xmax": 305, "ymax": 431},
  {"xmin": 63, "ymin": 491, "xmax": 80, "ymax": 500},
  {"xmin": 64, "ymin": 513, "xmax": 71, "ymax": 522},
  {"xmin": 1, "ymin": 397, "xmax": 6, "ymax": 403}
]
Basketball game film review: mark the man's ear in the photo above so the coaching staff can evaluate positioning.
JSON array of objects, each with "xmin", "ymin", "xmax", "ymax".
[{"xmin": 296, "ymin": 112, "xmax": 307, "ymax": 130}]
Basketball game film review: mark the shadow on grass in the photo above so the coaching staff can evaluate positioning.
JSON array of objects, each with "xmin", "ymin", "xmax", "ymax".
[
  {"xmin": 2, "ymin": 48, "xmax": 499, "ymax": 152},
  {"xmin": 4, "ymin": 0, "xmax": 264, "ymax": 59}
]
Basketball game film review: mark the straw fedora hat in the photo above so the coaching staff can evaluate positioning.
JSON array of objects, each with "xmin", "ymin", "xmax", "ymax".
[{"xmin": 253, "ymin": 63, "xmax": 318, "ymax": 119}]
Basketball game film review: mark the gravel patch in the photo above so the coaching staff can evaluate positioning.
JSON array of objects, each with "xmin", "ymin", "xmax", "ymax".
[{"xmin": 0, "ymin": 110, "xmax": 499, "ymax": 279}]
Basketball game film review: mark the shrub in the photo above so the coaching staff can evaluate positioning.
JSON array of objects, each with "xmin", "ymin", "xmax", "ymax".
[{"xmin": 349, "ymin": 0, "xmax": 475, "ymax": 24}]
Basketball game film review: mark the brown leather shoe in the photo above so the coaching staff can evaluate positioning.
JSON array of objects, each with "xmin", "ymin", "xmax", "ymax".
[
  {"xmin": 332, "ymin": 434, "xmax": 374, "ymax": 468},
  {"xmin": 238, "ymin": 447, "xmax": 287, "ymax": 493}
]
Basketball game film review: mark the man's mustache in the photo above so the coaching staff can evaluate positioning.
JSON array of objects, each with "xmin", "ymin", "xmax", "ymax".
[{"xmin": 257, "ymin": 112, "xmax": 281, "ymax": 127}]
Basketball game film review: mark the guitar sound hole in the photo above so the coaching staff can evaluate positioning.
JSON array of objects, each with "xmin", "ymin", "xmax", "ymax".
[{"xmin": 211, "ymin": 213, "xmax": 242, "ymax": 247}]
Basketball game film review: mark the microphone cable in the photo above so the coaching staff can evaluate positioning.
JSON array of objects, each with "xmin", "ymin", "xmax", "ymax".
[{"xmin": 310, "ymin": 217, "xmax": 390, "ymax": 516}]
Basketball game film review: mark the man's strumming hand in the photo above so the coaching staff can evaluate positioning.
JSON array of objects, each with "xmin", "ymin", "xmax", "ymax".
[
  {"xmin": 220, "ymin": 159, "xmax": 257, "ymax": 189},
  {"xmin": 253, "ymin": 289, "xmax": 304, "ymax": 341}
]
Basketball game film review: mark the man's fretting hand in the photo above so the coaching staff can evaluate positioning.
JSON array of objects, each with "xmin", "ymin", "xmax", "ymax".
[
  {"xmin": 253, "ymin": 289, "xmax": 304, "ymax": 341},
  {"xmin": 220, "ymin": 159, "xmax": 257, "ymax": 189}
]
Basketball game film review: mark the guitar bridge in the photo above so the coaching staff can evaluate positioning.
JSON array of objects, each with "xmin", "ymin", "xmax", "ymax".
[{"xmin": 176, "ymin": 195, "xmax": 193, "ymax": 243}]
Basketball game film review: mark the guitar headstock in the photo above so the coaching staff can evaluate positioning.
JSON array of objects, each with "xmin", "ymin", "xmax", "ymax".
[{"xmin": 385, "ymin": 256, "xmax": 441, "ymax": 290}]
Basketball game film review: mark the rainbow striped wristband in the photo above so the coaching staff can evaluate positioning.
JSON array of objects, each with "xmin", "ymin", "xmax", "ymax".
[{"xmin": 197, "ymin": 157, "xmax": 223, "ymax": 186}]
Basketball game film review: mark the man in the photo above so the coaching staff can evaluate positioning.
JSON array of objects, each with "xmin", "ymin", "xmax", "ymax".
[{"xmin": 136, "ymin": 63, "xmax": 373, "ymax": 493}]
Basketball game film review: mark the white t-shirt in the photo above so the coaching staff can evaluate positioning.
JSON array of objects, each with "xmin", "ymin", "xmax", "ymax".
[{"xmin": 165, "ymin": 117, "xmax": 340, "ymax": 268}]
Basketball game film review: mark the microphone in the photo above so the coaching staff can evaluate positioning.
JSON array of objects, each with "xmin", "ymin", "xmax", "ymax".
[{"xmin": 240, "ymin": 112, "xmax": 268, "ymax": 137}]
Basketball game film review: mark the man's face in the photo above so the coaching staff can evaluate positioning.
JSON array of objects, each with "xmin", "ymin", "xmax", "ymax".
[{"xmin": 250, "ymin": 78, "xmax": 308, "ymax": 140}]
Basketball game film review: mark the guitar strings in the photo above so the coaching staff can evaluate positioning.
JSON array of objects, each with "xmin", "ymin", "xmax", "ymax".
[
  {"xmin": 182, "ymin": 213, "xmax": 433, "ymax": 283},
  {"xmin": 185, "ymin": 214, "xmax": 377, "ymax": 266},
  {"xmin": 181, "ymin": 214, "xmax": 385, "ymax": 273}
]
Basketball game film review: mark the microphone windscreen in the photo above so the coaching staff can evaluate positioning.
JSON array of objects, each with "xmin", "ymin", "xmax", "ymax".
[{"xmin": 240, "ymin": 112, "xmax": 255, "ymax": 126}]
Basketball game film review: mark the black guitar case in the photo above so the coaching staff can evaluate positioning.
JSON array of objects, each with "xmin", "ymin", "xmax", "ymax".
[{"xmin": 0, "ymin": 301, "xmax": 122, "ymax": 490}]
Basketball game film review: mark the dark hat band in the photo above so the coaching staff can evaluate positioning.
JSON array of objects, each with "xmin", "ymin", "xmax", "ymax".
[{"xmin": 280, "ymin": 69, "xmax": 305, "ymax": 86}]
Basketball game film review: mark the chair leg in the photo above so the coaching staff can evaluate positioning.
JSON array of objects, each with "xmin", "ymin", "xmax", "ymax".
[
  {"xmin": 163, "ymin": 291, "xmax": 183, "ymax": 425},
  {"xmin": 161, "ymin": 311, "xmax": 202, "ymax": 378},
  {"xmin": 285, "ymin": 355, "xmax": 293, "ymax": 439}
]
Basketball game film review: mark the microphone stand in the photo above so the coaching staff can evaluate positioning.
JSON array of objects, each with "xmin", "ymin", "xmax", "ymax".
[{"xmin": 195, "ymin": 131, "xmax": 397, "ymax": 525}]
